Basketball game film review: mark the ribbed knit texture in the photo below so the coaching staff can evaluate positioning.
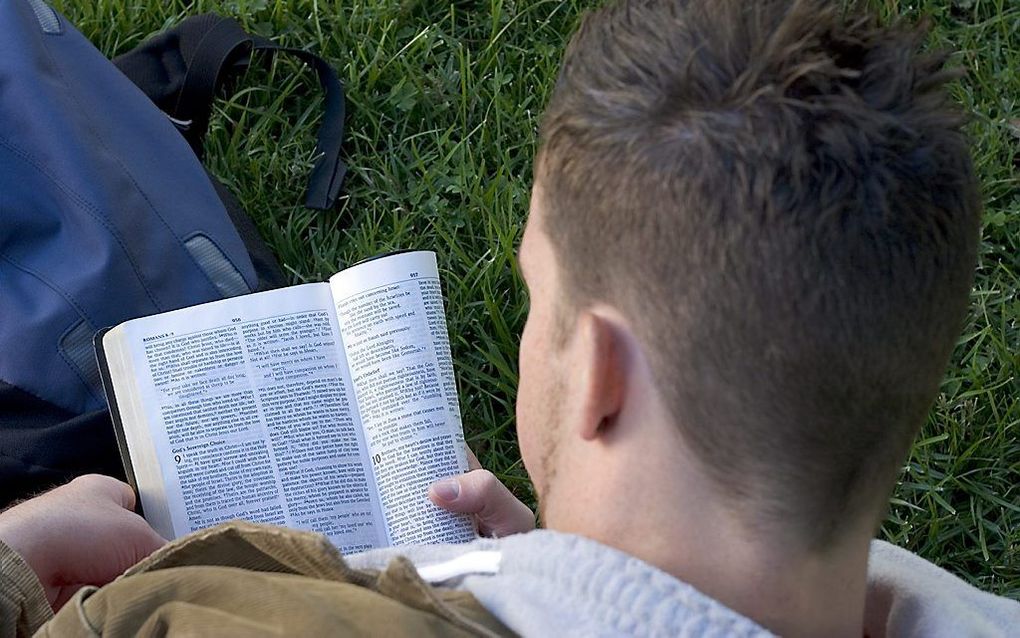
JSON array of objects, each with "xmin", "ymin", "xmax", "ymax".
[
  {"xmin": 466, "ymin": 531, "xmax": 772, "ymax": 637},
  {"xmin": 0, "ymin": 540, "xmax": 52, "ymax": 637},
  {"xmin": 354, "ymin": 530, "xmax": 771, "ymax": 637}
]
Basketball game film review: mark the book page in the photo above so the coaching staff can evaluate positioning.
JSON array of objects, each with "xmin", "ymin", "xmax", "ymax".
[
  {"xmin": 110, "ymin": 284, "xmax": 387, "ymax": 552},
  {"xmin": 330, "ymin": 251, "xmax": 475, "ymax": 545}
]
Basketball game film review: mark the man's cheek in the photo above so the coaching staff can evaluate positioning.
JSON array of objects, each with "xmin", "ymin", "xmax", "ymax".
[
  {"xmin": 515, "ymin": 362, "xmax": 540, "ymax": 475},
  {"xmin": 516, "ymin": 310, "xmax": 553, "ymax": 478}
]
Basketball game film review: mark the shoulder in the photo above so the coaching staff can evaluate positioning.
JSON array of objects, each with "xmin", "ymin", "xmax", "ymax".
[
  {"xmin": 41, "ymin": 523, "xmax": 515, "ymax": 637},
  {"xmin": 865, "ymin": 540, "xmax": 1020, "ymax": 637}
]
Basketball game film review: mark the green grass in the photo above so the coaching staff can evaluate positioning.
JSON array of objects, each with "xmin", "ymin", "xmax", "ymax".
[{"xmin": 56, "ymin": 0, "xmax": 1018, "ymax": 597}]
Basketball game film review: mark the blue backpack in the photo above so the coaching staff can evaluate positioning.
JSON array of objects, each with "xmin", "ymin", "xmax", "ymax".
[{"xmin": 0, "ymin": 0, "xmax": 347, "ymax": 504}]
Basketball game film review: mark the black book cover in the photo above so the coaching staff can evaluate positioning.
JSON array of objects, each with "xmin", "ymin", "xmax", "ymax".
[{"xmin": 94, "ymin": 327, "xmax": 143, "ymax": 516}]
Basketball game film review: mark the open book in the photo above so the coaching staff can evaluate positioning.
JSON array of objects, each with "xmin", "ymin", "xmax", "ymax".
[{"xmin": 97, "ymin": 251, "xmax": 475, "ymax": 553}]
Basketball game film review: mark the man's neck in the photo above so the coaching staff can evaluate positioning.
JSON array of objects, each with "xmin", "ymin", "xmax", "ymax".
[
  {"xmin": 545, "ymin": 422, "xmax": 872, "ymax": 637},
  {"xmin": 641, "ymin": 524, "xmax": 872, "ymax": 638}
]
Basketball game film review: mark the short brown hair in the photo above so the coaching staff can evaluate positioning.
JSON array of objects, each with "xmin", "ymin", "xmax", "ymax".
[{"xmin": 538, "ymin": 0, "xmax": 980, "ymax": 548}]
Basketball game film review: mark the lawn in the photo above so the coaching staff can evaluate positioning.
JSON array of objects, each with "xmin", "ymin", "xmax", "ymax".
[{"xmin": 57, "ymin": 0, "xmax": 1018, "ymax": 596}]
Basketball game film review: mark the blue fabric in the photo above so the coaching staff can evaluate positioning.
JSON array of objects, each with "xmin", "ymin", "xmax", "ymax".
[{"xmin": 0, "ymin": 0, "xmax": 257, "ymax": 414}]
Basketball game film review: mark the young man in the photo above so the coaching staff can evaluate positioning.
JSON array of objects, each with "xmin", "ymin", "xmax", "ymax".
[{"xmin": 1, "ymin": 0, "xmax": 1018, "ymax": 635}]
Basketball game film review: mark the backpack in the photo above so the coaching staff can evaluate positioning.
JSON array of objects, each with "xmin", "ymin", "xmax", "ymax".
[{"xmin": 0, "ymin": 0, "xmax": 348, "ymax": 505}]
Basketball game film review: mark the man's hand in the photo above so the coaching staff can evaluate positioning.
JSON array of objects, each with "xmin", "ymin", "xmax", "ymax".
[
  {"xmin": 429, "ymin": 452, "xmax": 536, "ymax": 537},
  {"xmin": 0, "ymin": 474, "xmax": 166, "ymax": 610}
]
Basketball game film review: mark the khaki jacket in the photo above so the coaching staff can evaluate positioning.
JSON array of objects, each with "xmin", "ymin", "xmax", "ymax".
[{"xmin": 0, "ymin": 522, "xmax": 514, "ymax": 637}]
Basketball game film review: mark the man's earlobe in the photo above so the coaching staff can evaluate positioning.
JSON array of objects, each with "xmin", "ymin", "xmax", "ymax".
[{"xmin": 576, "ymin": 312, "xmax": 626, "ymax": 442}]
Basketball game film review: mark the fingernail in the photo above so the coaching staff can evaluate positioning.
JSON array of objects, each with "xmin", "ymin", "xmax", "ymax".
[{"xmin": 431, "ymin": 478, "xmax": 460, "ymax": 501}]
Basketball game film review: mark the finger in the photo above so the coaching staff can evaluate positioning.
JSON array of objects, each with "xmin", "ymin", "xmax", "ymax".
[
  {"xmin": 429, "ymin": 470, "xmax": 535, "ymax": 537},
  {"xmin": 76, "ymin": 517, "xmax": 167, "ymax": 587},
  {"xmin": 121, "ymin": 511, "xmax": 170, "ymax": 558},
  {"xmin": 131, "ymin": 516, "xmax": 170, "ymax": 552},
  {"xmin": 115, "ymin": 481, "xmax": 137, "ymax": 511},
  {"xmin": 72, "ymin": 474, "xmax": 136, "ymax": 511}
]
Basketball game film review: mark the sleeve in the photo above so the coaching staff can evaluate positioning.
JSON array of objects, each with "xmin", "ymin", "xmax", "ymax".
[{"xmin": 0, "ymin": 539, "xmax": 52, "ymax": 638}]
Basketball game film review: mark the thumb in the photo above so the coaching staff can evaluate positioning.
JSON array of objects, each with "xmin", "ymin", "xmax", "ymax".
[{"xmin": 429, "ymin": 470, "xmax": 535, "ymax": 537}]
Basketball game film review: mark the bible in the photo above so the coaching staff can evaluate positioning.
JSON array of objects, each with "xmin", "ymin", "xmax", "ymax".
[{"xmin": 96, "ymin": 250, "xmax": 475, "ymax": 553}]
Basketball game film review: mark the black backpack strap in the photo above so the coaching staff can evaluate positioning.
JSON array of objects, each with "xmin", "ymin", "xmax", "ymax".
[
  {"xmin": 115, "ymin": 15, "xmax": 346, "ymax": 210},
  {"xmin": 250, "ymin": 43, "xmax": 347, "ymax": 211}
]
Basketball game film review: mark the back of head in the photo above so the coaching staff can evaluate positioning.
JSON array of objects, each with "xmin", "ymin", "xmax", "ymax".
[{"xmin": 538, "ymin": 0, "xmax": 980, "ymax": 549}]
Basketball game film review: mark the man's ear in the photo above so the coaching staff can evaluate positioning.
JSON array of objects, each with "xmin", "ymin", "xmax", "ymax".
[{"xmin": 573, "ymin": 311, "xmax": 627, "ymax": 442}]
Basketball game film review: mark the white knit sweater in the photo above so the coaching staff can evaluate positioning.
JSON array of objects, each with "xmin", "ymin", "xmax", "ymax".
[{"xmin": 350, "ymin": 529, "xmax": 1020, "ymax": 637}]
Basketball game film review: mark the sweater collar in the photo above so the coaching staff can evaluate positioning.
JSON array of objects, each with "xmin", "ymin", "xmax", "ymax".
[{"xmin": 462, "ymin": 530, "xmax": 774, "ymax": 637}]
